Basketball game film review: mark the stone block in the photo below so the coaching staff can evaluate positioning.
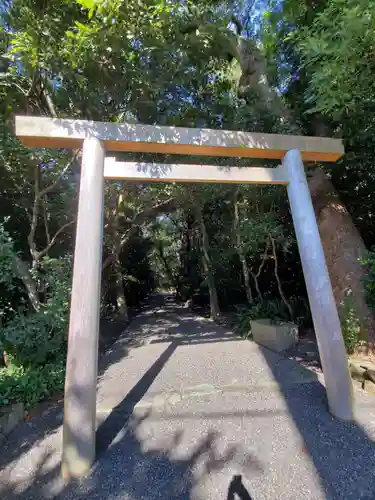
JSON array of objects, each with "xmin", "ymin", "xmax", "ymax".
[
  {"xmin": 349, "ymin": 361, "xmax": 367, "ymax": 382},
  {"xmin": 362, "ymin": 379, "xmax": 375, "ymax": 395},
  {"xmin": 250, "ymin": 319, "xmax": 299, "ymax": 353},
  {"xmin": 0, "ymin": 403, "xmax": 24, "ymax": 445}
]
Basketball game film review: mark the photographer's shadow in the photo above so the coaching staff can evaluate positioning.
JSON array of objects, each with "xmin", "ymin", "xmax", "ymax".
[{"xmin": 227, "ymin": 475, "xmax": 252, "ymax": 500}]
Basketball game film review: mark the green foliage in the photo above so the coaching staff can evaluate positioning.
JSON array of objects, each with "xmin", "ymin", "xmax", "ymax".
[
  {"xmin": 123, "ymin": 234, "xmax": 155, "ymax": 306},
  {"xmin": 0, "ymin": 359, "xmax": 65, "ymax": 407},
  {"xmin": 361, "ymin": 248, "xmax": 375, "ymax": 311},
  {"xmin": 148, "ymin": 217, "xmax": 181, "ymax": 290},
  {"xmin": 0, "ymin": 256, "xmax": 72, "ymax": 367},
  {"xmin": 0, "ymin": 222, "xmax": 17, "ymax": 289},
  {"xmin": 0, "ymin": 222, "xmax": 26, "ymax": 325},
  {"xmin": 1, "ymin": 312, "xmax": 65, "ymax": 367},
  {"xmin": 42, "ymin": 255, "xmax": 73, "ymax": 320},
  {"xmin": 340, "ymin": 292, "xmax": 361, "ymax": 354},
  {"xmin": 235, "ymin": 299, "xmax": 291, "ymax": 337},
  {"xmin": 297, "ymin": 0, "xmax": 375, "ymax": 117},
  {"xmin": 234, "ymin": 295, "xmax": 311, "ymax": 338}
]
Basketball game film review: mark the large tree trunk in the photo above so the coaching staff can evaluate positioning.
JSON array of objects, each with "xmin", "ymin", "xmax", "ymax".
[
  {"xmin": 308, "ymin": 168, "xmax": 375, "ymax": 342},
  {"xmin": 198, "ymin": 211, "xmax": 221, "ymax": 319}
]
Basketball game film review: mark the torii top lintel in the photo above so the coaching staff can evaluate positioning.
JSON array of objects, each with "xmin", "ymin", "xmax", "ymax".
[{"xmin": 15, "ymin": 116, "xmax": 344, "ymax": 162}]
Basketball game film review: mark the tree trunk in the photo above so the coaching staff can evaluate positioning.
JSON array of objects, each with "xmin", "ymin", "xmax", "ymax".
[
  {"xmin": 112, "ymin": 239, "xmax": 129, "ymax": 322},
  {"xmin": 308, "ymin": 168, "xmax": 375, "ymax": 341},
  {"xmin": 111, "ymin": 195, "xmax": 129, "ymax": 322},
  {"xmin": 113, "ymin": 253, "xmax": 128, "ymax": 322},
  {"xmin": 157, "ymin": 241, "xmax": 175, "ymax": 288},
  {"xmin": 102, "ymin": 197, "xmax": 176, "ymax": 272},
  {"xmin": 176, "ymin": 213, "xmax": 194, "ymax": 301},
  {"xmin": 233, "ymin": 189, "xmax": 253, "ymax": 304},
  {"xmin": 251, "ymin": 238, "xmax": 270, "ymax": 302},
  {"xmin": 269, "ymin": 233, "xmax": 293, "ymax": 320},
  {"xmin": 198, "ymin": 211, "xmax": 221, "ymax": 319},
  {"xmin": 251, "ymin": 272, "xmax": 262, "ymax": 301},
  {"xmin": 11, "ymin": 254, "xmax": 40, "ymax": 311}
]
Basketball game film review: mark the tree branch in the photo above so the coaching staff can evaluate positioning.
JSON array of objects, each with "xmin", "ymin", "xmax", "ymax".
[
  {"xmin": 102, "ymin": 197, "xmax": 176, "ymax": 270},
  {"xmin": 269, "ymin": 233, "xmax": 293, "ymax": 319},
  {"xmin": 230, "ymin": 16, "xmax": 243, "ymax": 35},
  {"xmin": 44, "ymin": 90, "xmax": 57, "ymax": 118},
  {"xmin": 37, "ymin": 219, "xmax": 76, "ymax": 260},
  {"xmin": 28, "ymin": 164, "xmax": 40, "ymax": 266},
  {"xmin": 39, "ymin": 150, "xmax": 80, "ymax": 198},
  {"xmin": 28, "ymin": 151, "xmax": 79, "ymax": 267},
  {"xmin": 42, "ymin": 196, "xmax": 51, "ymax": 245},
  {"xmin": 255, "ymin": 237, "xmax": 270, "ymax": 279},
  {"xmin": 250, "ymin": 237, "xmax": 270, "ymax": 301},
  {"xmin": 233, "ymin": 188, "xmax": 253, "ymax": 304}
]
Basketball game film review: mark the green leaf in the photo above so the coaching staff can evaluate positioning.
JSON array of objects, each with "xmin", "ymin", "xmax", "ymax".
[
  {"xmin": 76, "ymin": 0, "xmax": 95, "ymax": 8},
  {"xmin": 75, "ymin": 21, "xmax": 88, "ymax": 31}
]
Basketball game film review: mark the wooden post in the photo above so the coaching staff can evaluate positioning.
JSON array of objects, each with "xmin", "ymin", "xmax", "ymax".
[
  {"xmin": 62, "ymin": 138, "xmax": 105, "ymax": 480},
  {"xmin": 284, "ymin": 149, "xmax": 354, "ymax": 421}
]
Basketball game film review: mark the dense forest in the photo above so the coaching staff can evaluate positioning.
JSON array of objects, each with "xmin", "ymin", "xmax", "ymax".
[{"xmin": 1, "ymin": 0, "xmax": 375, "ymax": 407}]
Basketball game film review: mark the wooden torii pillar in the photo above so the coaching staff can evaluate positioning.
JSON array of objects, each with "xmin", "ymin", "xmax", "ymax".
[{"xmin": 15, "ymin": 116, "xmax": 353, "ymax": 480}]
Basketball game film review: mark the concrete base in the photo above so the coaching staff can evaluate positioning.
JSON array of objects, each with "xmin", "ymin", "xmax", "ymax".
[
  {"xmin": 250, "ymin": 319, "xmax": 298, "ymax": 353},
  {"xmin": 0, "ymin": 403, "xmax": 24, "ymax": 445},
  {"xmin": 362, "ymin": 379, "xmax": 375, "ymax": 395}
]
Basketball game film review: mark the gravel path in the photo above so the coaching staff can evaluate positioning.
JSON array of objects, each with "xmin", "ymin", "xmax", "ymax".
[{"xmin": 1, "ymin": 293, "xmax": 375, "ymax": 500}]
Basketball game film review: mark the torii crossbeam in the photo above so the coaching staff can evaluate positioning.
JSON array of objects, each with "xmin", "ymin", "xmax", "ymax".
[{"xmin": 15, "ymin": 116, "xmax": 353, "ymax": 481}]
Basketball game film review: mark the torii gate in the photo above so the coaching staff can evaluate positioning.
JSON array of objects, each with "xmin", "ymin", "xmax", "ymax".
[{"xmin": 15, "ymin": 116, "xmax": 353, "ymax": 480}]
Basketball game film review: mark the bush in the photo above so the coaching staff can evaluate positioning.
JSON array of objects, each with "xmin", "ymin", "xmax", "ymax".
[
  {"xmin": 0, "ymin": 255, "xmax": 72, "ymax": 407},
  {"xmin": 361, "ymin": 248, "xmax": 375, "ymax": 311},
  {"xmin": 234, "ymin": 296, "xmax": 311, "ymax": 338},
  {"xmin": 0, "ymin": 311, "xmax": 67, "ymax": 366},
  {"xmin": 0, "ymin": 359, "xmax": 65, "ymax": 407},
  {"xmin": 0, "ymin": 223, "xmax": 27, "ymax": 325},
  {"xmin": 0, "ymin": 256, "xmax": 72, "ymax": 367},
  {"xmin": 340, "ymin": 293, "xmax": 361, "ymax": 354},
  {"xmin": 235, "ymin": 299, "xmax": 290, "ymax": 337}
]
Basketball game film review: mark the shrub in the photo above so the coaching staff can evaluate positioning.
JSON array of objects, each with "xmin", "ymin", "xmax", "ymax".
[
  {"xmin": 0, "ymin": 255, "xmax": 72, "ymax": 367},
  {"xmin": 340, "ymin": 293, "xmax": 361, "ymax": 354},
  {"xmin": 0, "ymin": 223, "xmax": 26, "ymax": 326},
  {"xmin": 0, "ymin": 255, "xmax": 71, "ymax": 407},
  {"xmin": 0, "ymin": 311, "xmax": 67, "ymax": 367},
  {"xmin": 234, "ymin": 305, "xmax": 256, "ymax": 337},
  {"xmin": 0, "ymin": 359, "xmax": 65, "ymax": 407},
  {"xmin": 288, "ymin": 296, "xmax": 312, "ymax": 327},
  {"xmin": 234, "ymin": 296, "xmax": 311, "ymax": 338},
  {"xmin": 235, "ymin": 299, "xmax": 290, "ymax": 337},
  {"xmin": 361, "ymin": 248, "xmax": 375, "ymax": 311}
]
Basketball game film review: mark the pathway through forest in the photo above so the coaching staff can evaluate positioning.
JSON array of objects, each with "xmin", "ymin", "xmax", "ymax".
[{"xmin": 1, "ymin": 294, "xmax": 375, "ymax": 499}]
